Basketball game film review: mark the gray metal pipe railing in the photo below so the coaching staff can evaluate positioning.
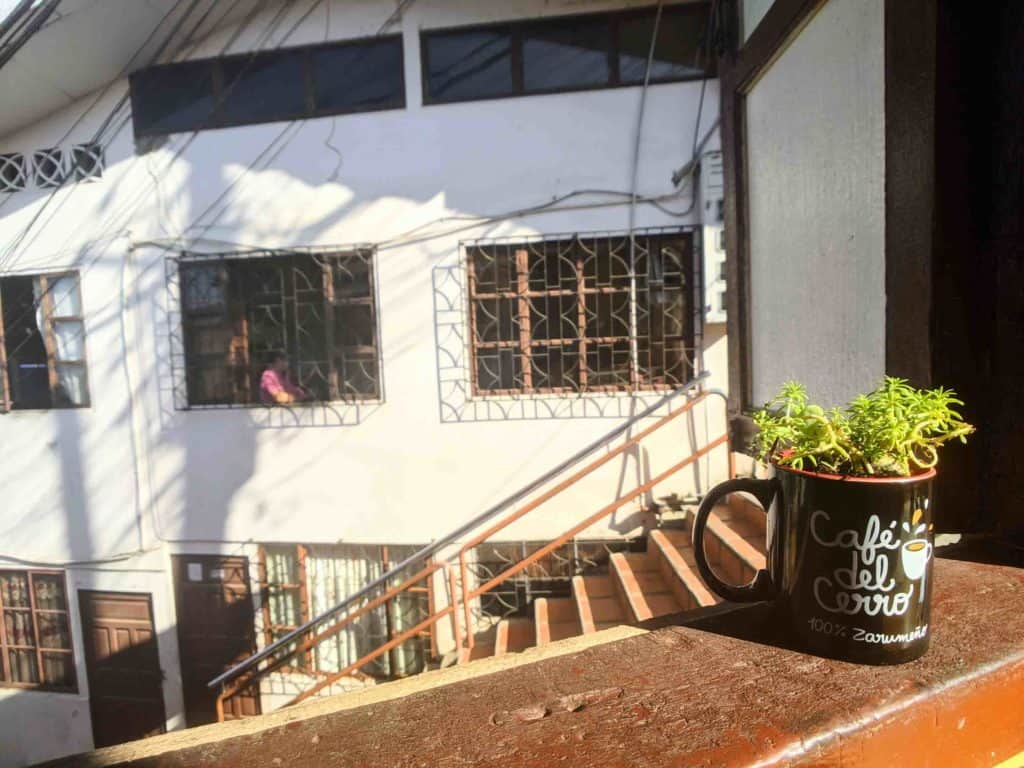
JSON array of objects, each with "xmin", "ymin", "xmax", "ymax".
[{"xmin": 209, "ymin": 370, "xmax": 712, "ymax": 690}]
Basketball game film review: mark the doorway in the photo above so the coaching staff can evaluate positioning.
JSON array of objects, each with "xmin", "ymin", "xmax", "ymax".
[
  {"xmin": 172, "ymin": 555, "xmax": 261, "ymax": 725},
  {"xmin": 79, "ymin": 591, "xmax": 167, "ymax": 748}
]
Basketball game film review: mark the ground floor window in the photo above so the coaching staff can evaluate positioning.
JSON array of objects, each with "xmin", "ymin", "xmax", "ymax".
[
  {"xmin": 178, "ymin": 250, "xmax": 380, "ymax": 407},
  {"xmin": 0, "ymin": 570, "xmax": 75, "ymax": 690},
  {"xmin": 259, "ymin": 544, "xmax": 428, "ymax": 679},
  {"xmin": 466, "ymin": 230, "xmax": 697, "ymax": 395},
  {"xmin": 0, "ymin": 273, "xmax": 89, "ymax": 411}
]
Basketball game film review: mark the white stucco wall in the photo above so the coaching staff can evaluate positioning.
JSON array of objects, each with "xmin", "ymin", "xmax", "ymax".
[
  {"xmin": 0, "ymin": 1, "xmax": 725, "ymax": 763},
  {"xmin": 745, "ymin": 0, "xmax": 885, "ymax": 407}
]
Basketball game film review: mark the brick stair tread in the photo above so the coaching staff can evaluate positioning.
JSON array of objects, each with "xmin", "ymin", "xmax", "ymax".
[
  {"xmin": 648, "ymin": 529, "xmax": 720, "ymax": 608},
  {"xmin": 611, "ymin": 552, "xmax": 683, "ymax": 621}
]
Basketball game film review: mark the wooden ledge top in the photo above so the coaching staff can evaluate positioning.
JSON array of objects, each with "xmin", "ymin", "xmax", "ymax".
[{"xmin": 43, "ymin": 558, "xmax": 1024, "ymax": 768}]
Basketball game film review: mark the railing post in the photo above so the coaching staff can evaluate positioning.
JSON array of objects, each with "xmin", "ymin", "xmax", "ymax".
[
  {"xmin": 215, "ymin": 689, "xmax": 226, "ymax": 723},
  {"xmin": 459, "ymin": 551, "xmax": 473, "ymax": 653},
  {"xmin": 446, "ymin": 563, "xmax": 463, "ymax": 655}
]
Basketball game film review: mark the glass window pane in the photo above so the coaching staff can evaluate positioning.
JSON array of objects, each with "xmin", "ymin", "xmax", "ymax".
[
  {"xmin": 425, "ymin": 28, "xmax": 515, "ymax": 102},
  {"xmin": 53, "ymin": 320, "xmax": 85, "ymax": 361},
  {"xmin": 131, "ymin": 61, "xmax": 216, "ymax": 136},
  {"xmin": 0, "ymin": 572, "xmax": 30, "ymax": 608},
  {"xmin": 181, "ymin": 264, "xmax": 228, "ymax": 312},
  {"xmin": 30, "ymin": 574, "xmax": 66, "ymax": 611},
  {"xmin": 523, "ymin": 17, "xmax": 611, "ymax": 91},
  {"xmin": 37, "ymin": 613, "xmax": 69, "ymax": 649},
  {"xmin": 56, "ymin": 365, "xmax": 88, "ymax": 406},
  {"xmin": 8, "ymin": 649, "xmax": 38, "ymax": 684},
  {"xmin": 47, "ymin": 276, "xmax": 81, "ymax": 317},
  {"xmin": 618, "ymin": 6, "xmax": 712, "ymax": 83},
  {"xmin": 40, "ymin": 652, "xmax": 73, "ymax": 687},
  {"xmin": 4, "ymin": 610, "xmax": 34, "ymax": 646},
  {"xmin": 312, "ymin": 39, "xmax": 404, "ymax": 113},
  {"xmin": 218, "ymin": 50, "xmax": 308, "ymax": 126}
]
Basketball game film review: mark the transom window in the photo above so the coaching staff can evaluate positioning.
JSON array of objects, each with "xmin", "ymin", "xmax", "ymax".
[
  {"xmin": 467, "ymin": 231, "xmax": 697, "ymax": 394},
  {"xmin": 0, "ymin": 272, "xmax": 90, "ymax": 411},
  {"xmin": 130, "ymin": 36, "xmax": 405, "ymax": 138},
  {"xmin": 0, "ymin": 570, "xmax": 76, "ymax": 691},
  {"xmin": 422, "ymin": 3, "xmax": 714, "ymax": 104},
  {"xmin": 178, "ymin": 250, "xmax": 380, "ymax": 407}
]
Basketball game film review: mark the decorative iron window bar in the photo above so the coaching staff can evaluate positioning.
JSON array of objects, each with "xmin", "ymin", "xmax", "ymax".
[
  {"xmin": 466, "ymin": 228, "xmax": 699, "ymax": 396},
  {"xmin": 176, "ymin": 248, "xmax": 381, "ymax": 409}
]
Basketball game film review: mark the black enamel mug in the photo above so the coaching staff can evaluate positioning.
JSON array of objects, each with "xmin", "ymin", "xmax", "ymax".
[{"xmin": 692, "ymin": 465, "xmax": 936, "ymax": 664}]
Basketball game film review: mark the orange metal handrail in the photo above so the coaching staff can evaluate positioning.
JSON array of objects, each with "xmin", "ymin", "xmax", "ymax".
[{"xmin": 211, "ymin": 377, "xmax": 730, "ymax": 719}]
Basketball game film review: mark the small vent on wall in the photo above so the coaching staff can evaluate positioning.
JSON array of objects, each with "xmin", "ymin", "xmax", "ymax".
[
  {"xmin": 70, "ymin": 143, "xmax": 104, "ymax": 181},
  {"xmin": 0, "ymin": 153, "xmax": 28, "ymax": 193},
  {"xmin": 33, "ymin": 148, "xmax": 66, "ymax": 188}
]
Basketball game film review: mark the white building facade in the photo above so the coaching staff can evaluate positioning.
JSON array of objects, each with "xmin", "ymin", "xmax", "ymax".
[{"xmin": 0, "ymin": 1, "xmax": 726, "ymax": 764}]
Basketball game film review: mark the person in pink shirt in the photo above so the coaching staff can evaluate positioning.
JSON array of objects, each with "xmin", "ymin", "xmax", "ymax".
[{"xmin": 260, "ymin": 351, "xmax": 310, "ymax": 405}]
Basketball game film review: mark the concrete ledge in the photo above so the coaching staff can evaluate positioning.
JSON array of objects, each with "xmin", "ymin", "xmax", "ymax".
[
  {"xmin": 36, "ymin": 625, "xmax": 647, "ymax": 768},
  {"xmin": 40, "ymin": 559, "xmax": 1024, "ymax": 767}
]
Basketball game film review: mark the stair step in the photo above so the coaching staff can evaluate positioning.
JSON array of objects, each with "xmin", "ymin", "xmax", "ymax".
[
  {"xmin": 505, "ymin": 617, "xmax": 536, "ymax": 653},
  {"xmin": 574, "ymin": 574, "xmax": 627, "ymax": 632},
  {"xmin": 663, "ymin": 506, "xmax": 767, "ymax": 587},
  {"xmin": 648, "ymin": 529, "xmax": 720, "ymax": 610},
  {"xmin": 535, "ymin": 597, "xmax": 581, "ymax": 646},
  {"xmin": 705, "ymin": 516, "xmax": 767, "ymax": 584},
  {"xmin": 610, "ymin": 552, "xmax": 684, "ymax": 622},
  {"xmin": 715, "ymin": 493, "xmax": 769, "ymax": 536}
]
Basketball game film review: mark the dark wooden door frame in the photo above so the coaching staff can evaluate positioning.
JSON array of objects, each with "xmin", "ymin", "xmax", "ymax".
[{"xmin": 720, "ymin": 0, "xmax": 938, "ymax": 420}]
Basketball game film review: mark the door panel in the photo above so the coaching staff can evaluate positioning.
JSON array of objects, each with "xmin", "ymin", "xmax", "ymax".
[
  {"xmin": 172, "ymin": 555, "xmax": 260, "ymax": 725},
  {"xmin": 80, "ymin": 591, "xmax": 167, "ymax": 749}
]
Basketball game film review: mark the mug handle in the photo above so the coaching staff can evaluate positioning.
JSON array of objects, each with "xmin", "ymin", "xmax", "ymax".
[{"xmin": 691, "ymin": 477, "xmax": 777, "ymax": 603}]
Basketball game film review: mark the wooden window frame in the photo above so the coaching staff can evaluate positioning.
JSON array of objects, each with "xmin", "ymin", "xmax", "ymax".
[
  {"xmin": 130, "ymin": 35, "xmax": 406, "ymax": 139},
  {"xmin": 420, "ymin": 3, "xmax": 717, "ymax": 106},
  {"xmin": 258, "ymin": 545, "xmax": 313, "ymax": 674},
  {"xmin": 466, "ymin": 231, "xmax": 698, "ymax": 397},
  {"xmin": 0, "ymin": 569, "xmax": 77, "ymax": 693},
  {"xmin": 0, "ymin": 271, "xmax": 90, "ymax": 413}
]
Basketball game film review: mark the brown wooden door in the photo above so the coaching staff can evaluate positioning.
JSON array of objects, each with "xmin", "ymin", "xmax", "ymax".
[
  {"xmin": 79, "ymin": 591, "xmax": 167, "ymax": 749},
  {"xmin": 172, "ymin": 555, "xmax": 261, "ymax": 725}
]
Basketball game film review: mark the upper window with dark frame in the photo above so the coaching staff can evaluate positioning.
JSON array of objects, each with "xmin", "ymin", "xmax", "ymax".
[
  {"xmin": 178, "ymin": 250, "xmax": 380, "ymax": 408},
  {"xmin": 422, "ymin": 4, "xmax": 714, "ymax": 104},
  {"xmin": 0, "ymin": 272, "xmax": 90, "ymax": 412},
  {"xmin": 130, "ymin": 35, "xmax": 405, "ymax": 138},
  {"xmin": 0, "ymin": 570, "xmax": 76, "ymax": 691},
  {"xmin": 467, "ymin": 230, "xmax": 697, "ymax": 395}
]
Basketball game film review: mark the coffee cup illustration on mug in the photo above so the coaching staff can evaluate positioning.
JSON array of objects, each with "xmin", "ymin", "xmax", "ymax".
[
  {"xmin": 900, "ymin": 538, "xmax": 932, "ymax": 579},
  {"xmin": 901, "ymin": 510, "xmax": 934, "ymax": 604}
]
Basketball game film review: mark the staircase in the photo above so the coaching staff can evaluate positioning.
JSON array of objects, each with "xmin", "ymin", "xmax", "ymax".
[
  {"xmin": 209, "ymin": 379, "xmax": 747, "ymax": 719},
  {"xmin": 460, "ymin": 496, "xmax": 766, "ymax": 663}
]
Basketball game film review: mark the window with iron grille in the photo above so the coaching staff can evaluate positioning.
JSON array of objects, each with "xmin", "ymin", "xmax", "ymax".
[
  {"xmin": 0, "ymin": 570, "xmax": 76, "ymax": 691},
  {"xmin": 467, "ymin": 231, "xmax": 697, "ymax": 394},
  {"xmin": 178, "ymin": 250, "xmax": 380, "ymax": 407},
  {"xmin": 259, "ymin": 544, "xmax": 428, "ymax": 679},
  {"xmin": 0, "ymin": 272, "xmax": 90, "ymax": 412}
]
